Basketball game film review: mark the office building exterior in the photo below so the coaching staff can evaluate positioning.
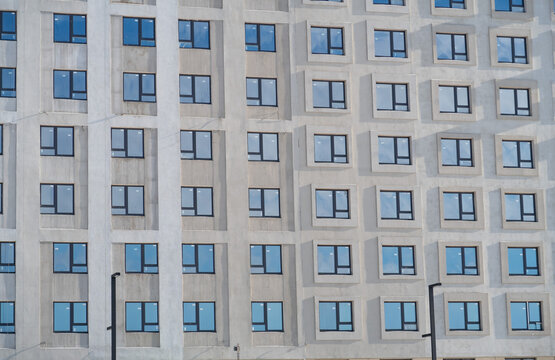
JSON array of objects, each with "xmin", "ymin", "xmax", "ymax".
[{"xmin": 0, "ymin": 0, "xmax": 553, "ymax": 359}]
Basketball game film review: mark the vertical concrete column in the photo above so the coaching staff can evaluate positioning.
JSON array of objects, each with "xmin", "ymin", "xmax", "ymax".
[
  {"xmin": 15, "ymin": 0, "xmax": 42, "ymax": 357},
  {"xmin": 156, "ymin": 0, "xmax": 183, "ymax": 358},
  {"xmin": 87, "ymin": 0, "xmax": 111, "ymax": 358}
]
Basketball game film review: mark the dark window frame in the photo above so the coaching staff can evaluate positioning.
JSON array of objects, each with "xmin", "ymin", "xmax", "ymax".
[
  {"xmin": 181, "ymin": 187, "xmax": 214, "ymax": 217},
  {"xmin": 0, "ymin": 11, "xmax": 16, "ymax": 41},
  {"xmin": 123, "ymin": 72, "xmax": 156, "ymax": 103},
  {"xmin": 0, "ymin": 302, "xmax": 14, "ymax": 333},
  {"xmin": 374, "ymin": 29, "xmax": 406, "ymax": 58},
  {"xmin": 125, "ymin": 243, "xmax": 158, "ymax": 274},
  {"xmin": 178, "ymin": 20, "xmax": 210, "ymax": 49},
  {"xmin": 182, "ymin": 244, "xmax": 215, "ymax": 274},
  {"xmin": 179, "ymin": 74, "xmax": 211, "ymax": 104},
  {"xmin": 180, "ymin": 130, "xmax": 212, "ymax": 160},
  {"xmin": 251, "ymin": 301, "xmax": 283, "ymax": 332},
  {"xmin": 505, "ymin": 193, "xmax": 536, "ymax": 222},
  {"xmin": 439, "ymin": 85, "xmax": 470, "ymax": 113},
  {"xmin": 315, "ymin": 189, "xmax": 350, "ymax": 219},
  {"xmin": 449, "ymin": 301, "xmax": 481, "ymax": 331},
  {"xmin": 53, "ymin": 70, "xmax": 87, "ymax": 100},
  {"xmin": 508, "ymin": 247, "xmax": 539, "ymax": 276},
  {"xmin": 246, "ymin": 77, "xmax": 278, "ymax": 107},
  {"xmin": 319, "ymin": 301, "xmax": 353, "ymax": 332},
  {"xmin": 317, "ymin": 245, "xmax": 352, "ymax": 275},
  {"xmin": 53, "ymin": 242, "xmax": 87, "ymax": 274},
  {"xmin": 446, "ymin": 246, "xmax": 479, "ymax": 275},
  {"xmin": 380, "ymin": 190, "xmax": 414, "ymax": 220},
  {"xmin": 122, "ymin": 17, "xmax": 155, "ymax": 47},
  {"xmin": 443, "ymin": 191, "xmax": 476, "ymax": 221},
  {"xmin": 125, "ymin": 301, "xmax": 159, "ymax": 333},
  {"xmin": 53, "ymin": 13, "xmax": 86, "ymax": 44},
  {"xmin": 247, "ymin": 132, "xmax": 279, "ymax": 162},
  {"xmin": 510, "ymin": 301, "xmax": 542, "ymax": 331},
  {"xmin": 250, "ymin": 244, "xmax": 282, "ymax": 274},
  {"xmin": 435, "ymin": 0, "xmax": 466, "ymax": 8},
  {"xmin": 376, "ymin": 83, "xmax": 409, "ymax": 111},
  {"xmin": 312, "ymin": 80, "xmax": 346, "ymax": 109},
  {"xmin": 384, "ymin": 301, "xmax": 418, "ymax": 331},
  {"xmin": 111, "ymin": 185, "xmax": 145, "ymax": 216},
  {"xmin": 40, "ymin": 126, "xmax": 74, "ymax": 157},
  {"xmin": 183, "ymin": 301, "xmax": 216, "ymax": 332},
  {"xmin": 502, "ymin": 140, "xmax": 533, "ymax": 169},
  {"xmin": 40, "ymin": 183, "xmax": 74, "ymax": 215},
  {"xmin": 245, "ymin": 23, "xmax": 276, "ymax": 52},
  {"xmin": 499, "ymin": 88, "xmax": 530, "ymax": 116},
  {"xmin": 497, "ymin": 36, "xmax": 527, "ymax": 64},
  {"xmin": 311, "ymin": 26, "xmax": 344, "ymax": 55},
  {"xmin": 0, "ymin": 67, "xmax": 16, "ymax": 98},
  {"xmin": 436, "ymin": 33, "xmax": 468, "ymax": 61},
  {"xmin": 495, "ymin": 0, "xmax": 525, "ymax": 12},
  {"xmin": 373, "ymin": 0, "xmax": 405, "ymax": 4},
  {"xmin": 111, "ymin": 128, "xmax": 144, "ymax": 159},
  {"xmin": 314, "ymin": 134, "xmax": 348, "ymax": 164},
  {"xmin": 0, "ymin": 242, "xmax": 15, "ymax": 273},
  {"xmin": 441, "ymin": 138, "xmax": 473, "ymax": 167},
  {"xmin": 248, "ymin": 188, "xmax": 281, "ymax": 218},
  {"xmin": 382, "ymin": 245, "xmax": 415, "ymax": 275},
  {"xmin": 378, "ymin": 136, "xmax": 411, "ymax": 165},
  {"xmin": 53, "ymin": 302, "xmax": 88, "ymax": 333}
]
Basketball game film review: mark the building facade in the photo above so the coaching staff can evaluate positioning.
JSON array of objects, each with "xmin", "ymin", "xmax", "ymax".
[{"xmin": 0, "ymin": 0, "xmax": 553, "ymax": 359}]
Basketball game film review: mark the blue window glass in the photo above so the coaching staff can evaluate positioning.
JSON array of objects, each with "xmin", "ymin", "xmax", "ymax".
[
  {"xmin": 317, "ymin": 245, "xmax": 351, "ymax": 275},
  {"xmin": 111, "ymin": 128, "xmax": 143, "ymax": 158},
  {"xmin": 250, "ymin": 245, "xmax": 281, "ymax": 274},
  {"xmin": 0, "ymin": 11, "xmax": 16, "ymax": 41},
  {"xmin": 180, "ymin": 130, "xmax": 212, "ymax": 160},
  {"xmin": 439, "ymin": 85, "xmax": 470, "ymax": 113},
  {"xmin": 380, "ymin": 190, "xmax": 413, "ymax": 220},
  {"xmin": 495, "ymin": 0, "xmax": 524, "ymax": 12},
  {"xmin": 247, "ymin": 133, "xmax": 279, "ymax": 162},
  {"xmin": 249, "ymin": 189, "xmax": 280, "ymax": 218},
  {"xmin": 375, "ymin": 30, "xmax": 406, "ymax": 58},
  {"xmin": 382, "ymin": 246, "xmax": 415, "ymax": 275},
  {"xmin": 311, "ymin": 27, "xmax": 344, "ymax": 55},
  {"xmin": 315, "ymin": 189, "xmax": 349, "ymax": 219},
  {"xmin": 319, "ymin": 301, "xmax": 353, "ymax": 331},
  {"xmin": 502, "ymin": 140, "xmax": 533, "ymax": 169},
  {"xmin": 384, "ymin": 302, "xmax": 417, "ymax": 331},
  {"xmin": 0, "ymin": 302, "xmax": 14, "ymax": 333},
  {"xmin": 374, "ymin": 0, "xmax": 404, "ymax": 4},
  {"xmin": 314, "ymin": 134, "xmax": 347, "ymax": 164},
  {"xmin": 448, "ymin": 301, "xmax": 480, "ymax": 331},
  {"xmin": 111, "ymin": 186, "xmax": 144, "ymax": 216},
  {"xmin": 251, "ymin": 302, "xmax": 283, "ymax": 332},
  {"xmin": 435, "ymin": 0, "xmax": 465, "ymax": 8},
  {"xmin": 312, "ymin": 80, "xmax": 345, "ymax": 109},
  {"xmin": 499, "ymin": 88, "xmax": 529, "ymax": 116},
  {"xmin": 510, "ymin": 302, "xmax": 542, "ymax": 331},
  {"xmin": 246, "ymin": 78, "xmax": 277, "ymax": 106},
  {"xmin": 123, "ymin": 17, "xmax": 155, "ymax": 47},
  {"xmin": 53, "ymin": 14, "xmax": 86, "ymax": 43},
  {"xmin": 376, "ymin": 83, "xmax": 408, "ymax": 111},
  {"xmin": 123, "ymin": 73, "xmax": 156, "ymax": 102},
  {"xmin": 0, "ymin": 242, "xmax": 14, "ymax": 273},
  {"xmin": 504, "ymin": 193, "xmax": 536, "ymax": 222},
  {"xmin": 179, "ymin": 20, "xmax": 209, "ymax": 49},
  {"xmin": 497, "ymin": 36, "xmax": 527, "ymax": 64},
  {"xmin": 53, "ymin": 243, "xmax": 87, "ymax": 273},
  {"xmin": 508, "ymin": 247, "xmax": 539, "ymax": 276},
  {"xmin": 53, "ymin": 302, "xmax": 88, "ymax": 333},
  {"xmin": 126, "ymin": 302, "xmax": 159, "ymax": 332},
  {"xmin": 378, "ymin": 136, "xmax": 410, "ymax": 165},
  {"xmin": 182, "ymin": 244, "xmax": 214, "ymax": 274},
  {"xmin": 125, "ymin": 244, "xmax": 158, "ymax": 274},
  {"xmin": 53, "ymin": 70, "xmax": 86, "ymax": 100},
  {"xmin": 441, "ymin": 138, "xmax": 472, "ymax": 167},
  {"xmin": 436, "ymin": 33, "xmax": 467, "ymax": 61},
  {"xmin": 181, "ymin": 187, "xmax": 213, "ymax": 216},
  {"xmin": 443, "ymin": 192, "xmax": 476, "ymax": 221},
  {"xmin": 0, "ymin": 68, "xmax": 15, "ymax": 98},
  {"xmin": 245, "ymin": 23, "xmax": 275, "ymax": 52},
  {"xmin": 183, "ymin": 302, "xmax": 215, "ymax": 332},
  {"xmin": 446, "ymin": 246, "xmax": 478, "ymax": 275},
  {"xmin": 179, "ymin": 75, "xmax": 211, "ymax": 104},
  {"xmin": 40, "ymin": 184, "xmax": 74, "ymax": 215},
  {"xmin": 40, "ymin": 126, "xmax": 74, "ymax": 156}
]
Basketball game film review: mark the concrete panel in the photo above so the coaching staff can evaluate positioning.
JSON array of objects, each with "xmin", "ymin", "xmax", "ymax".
[{"xmin": 179, "ymin": 0, "xmax": 222, "ymax": 8}]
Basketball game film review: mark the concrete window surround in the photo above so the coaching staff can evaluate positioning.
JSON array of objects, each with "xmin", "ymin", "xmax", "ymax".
[
  {"xmin": 375, "ymin": 185, "xmax": 422, "ymax": 229},
  {"xmin": 377, "ymin": 236, "xmax": 424, "ymax": 281},
  {"xmin": 490, "ymin": 0, "xmax": 533, "ymax": 20},
  {"xmin": 305, "ymin": 125, "xmax": 353, "ymax": 168},
  {"xmin": 304, "ymin": 70, "xmax": 351, "ymax": 114},
  {"xmin": 431, "ymin": 0, "xmax": 476, "ymax": 16},
  {"xmin": 438, "ymin": 187, "xmax": 484, "ymax": 230},
  {"xmin": 505, "ymin": 293, "xmax": 551, "ymax": 336},
  {"xmin": 371, "ymin": 73, "xmax": 418, "ymax": 120},
  {"xmin": 489, "ymin": 27, "xmax": 533, "ymax": 69},
  {"xmin": 366, "ymin": 0, "xmax": 409, "ymax": 14},
  {"xmin": 438, "ymin": 241, "xmax": 485, "ymax": 285},
  {"xmin": 379, "ymin": 295, "xmax": 426, "ymax": 340},
  {"xmin": 499, "ymin": 242, "xmax": 545, "ymax": 285},
  {"xmin": 311, "ymin": 184, "xmax": 358, "ymax": 228},
  {"xmin": 500, "ymin": 188, "xmax": 546, "ymax": 230},
  {"xmin": 312, "ymin": 239, "xmax": 360, "ymax": 284},
  {"xmin": 306, "ymin": 20, "xmax": 353, "ymax": 64},
  {"xmin": 370, "ymin": 130, "xmax": 416, "ymax": 174},
  {"xmin": 432, "ymin": 24, "xmax": 477, "ymax": 66},
  {"xmin": 431, "ymin": 80, "xmax": 476, "ymax": 122},
  {"xmin": 366, "ymin": 21, "xmax": 410, "ymax": 63},
  {"xmin": 443, "ymin": 292, "xmax": 490, "ymax": 336},
  {"xmin": 314, "ymin": 296, "xmax": 362, "ymax": 341},
  {"xmin": 494, "ymin": 134, "xmax": 538, "ymax": 176},
  {"xmin": 436, "ymin": 132, "xmax": 483, "ymax": 176}
]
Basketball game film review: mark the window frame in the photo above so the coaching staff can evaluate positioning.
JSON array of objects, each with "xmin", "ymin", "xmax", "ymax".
[
  {"xmin": 111, "ymin": 185, "xmax": 145, "ymax": 216},
  {"xmin": 180, "ymin": 130, "xmax": 212, "ymax": 160},
  {"xmin": 53, "ymin": 302, "xmax": 88, "ymax": 333},
  {"xmin": 245, "ymin": 23, "xmax": 276, "ymax": 52},
  {"xmin": 306, "ymin": 126, "xmax": 352, "ymax": 168},
  {"xmin": 247, "ymin": 132, "xmax": 279, "ymax": 162},
  {"xmin": 375, "ymin": 82, "xmax": 409, "ymax": 111},
  {"xmin": 181, "ymin": 187, "xmax": 214, "ymax": 217},
  {"xmin": 123, "ymin": 72, "xmax": 156, "ymax": 103},
  {"xmin": 496, "ymin": 36, "xmax": 527, "ymax": 64},
  {"xmin": 311, "ymin": 80, "xmax": 346, "ymax": 109},
  {"xmin": 40, "ymin": 183, "xmax": 74, "ymax": 215},
  {"xmin": 246, "ymin": 77, "xmax": 277, "ymax": 107},
  {"xmin": 381, "ymin": 245, "xmax": 416, "ymax": 276},
  {"xmin": 0, "ymin": 11, "xmax": 16, "ymax": 41},
  {"xmin": 432, "ymin": 80, "xmax": 475, "ymax": 121},
  {"xmin": 379, "ymin": 190, "xmax": 414, "ymax": 220},
  {"xmin": 306, "ymin": 21, "xmax": 352, "ymax": 64},
  {"xmin": 182, "ymin": 244, "xmax": 215, "ymax": 274},
  {"xmin": 439, "ymin": 187, "xmax": 484, "ymax": 229},
  {"xmin": 438, "ymin": 241, "xmax": 484, "ymax": 285},
  {"xmin": 376, "ymin": 186, "xmax": 421, "ymax": 229},
  {"xmin": 111, "ymin": 128, "xmax": 144, "ymax": 159},
  {"xmin": 178, "ymin": 20, "xmax": 210, "ymax": 49},
  {"xmin": 0, "ymin": 67, "xmax": 16, "ymax": 98},
  {"xmin": 501, "ymin": 189, "xmax": 545, "ymax": 230},
  {"xmin": 432, "ymin": 25, "xmax": 476, "ymax": 66},
  {"xmin": 447, "ymin": 301, "xmax": 481, "ymax": 331},
  {"xmin": 183, "ymin": 301, "xmax": 216, "ymax": 332},
  {"xmin": 374, "ymin": 29, "xmax": 407, "ymax": 58},
  {"xmin": 495, "ymin": 135, "xmax": 537, "ymax": 176},
  {"xmin": 125, "ymin": 301, "xmax": 159, "ymax": 333},
  {"xmin": 366, "ymin": 0, "xmax": 408, "ymax": 14},
  {"xmin": 53, "ymin": 242, "xmax": 87, "ymax": 274},
  {"xmin": 122, "ymin": 17, "xmax": 155, "ymax": 47},
  {"xmin": 500, "ymin": 242, "xmax": 544, "ymax": 284},
  {"xmin": 0, "ymin": 302, "xmax": 14, "ymax": 334},
  {"xmin": 316, "ymin": 245, "xmax": 351, "ymax": 275},
  {"xmin": 384, "ymin": 301, "xmax": 418, "ymax": 332},
  {"xmin": 312, "ymin": 184, "xmax": 358, "ymax": 228},
  {"xmin": 305, "ymin": 70, "xmax": 351, "ymax": 114},
  {"xmin": 40, "ymin": 126, "xmax": 74, "ymax": 157},
  {"xmin": 0, "ymin": 242, "xmax": 15, "ymax": 273},
  {"xmin": 367, "ymin": 22, "xmax": 410, "ymax": 62},
  {"xmin": 318, "ymin": 301, "xmax": 353, "ymax": 332},
  {"xmin": 248, "ymin": 188, "xmax": 281, "ymax": 218},
  {"xmin": 251, "ymin": 301, "xmax": 283, "ymax": 332},
  {"xmin": 125, "ymin": 243, "xmax": 158, "ymax": 274},
  {"xmin": 370, "ymin": 131, "xmax": 415, "ymax": 174},
  {"xmin": 380, "ymin": 296, "xmax": 425, "ymax": 340},
  {"xmin": 313, "ymin": 239, "xmax": 360, "ymax": 284},
  {"xmin": 491, "ymin": 0, "xmax": 533, "ymax": 19},
  {"xmin": 437, "ymin": 133, "xmax": 482, "ymax": 175},
  {"xmin": 53, "ymin": 13, "xmax": 87, "ymax": 44},
  {"xmin": 444, "ymin": 293, "xmax": 490, "ymax": 336},
  {"xmin": 250, "ymin": 244, "xmax": 282, "ymax": 274},
  {"xmin": 315, "ymin": 189, "xmax": 350, "ymax": 219},
  {"xmin": 378, "ymin": 236, "xmax": 424, "ymax": 280},
  {"xmin": 495, "ymin": 80, "xmax": 538, "ymax": 120},
  {"xmin": 431, "ymin": 0, "xmax": 475, "ymax": 16},
  {"xmin": 313, "ymin": 134, "xmax": 348, "ymax": 164},
  {"xmin": 179, "ymin": 74, "xmax": 211, "ymax": 104},
  {"xmin": 490, "ymin": 28, "xmax": 532, "ymax": 67},
  {"xmin": 506, "ymin": 293, "xmax": 551, "ymax": 336},
  {"xmin": 372, "ymin": 73, "xmax": 417, "ymax": 120},
  {"xmin": 310, "ymin": 26, "xmax": 344, "ymax": 55}
]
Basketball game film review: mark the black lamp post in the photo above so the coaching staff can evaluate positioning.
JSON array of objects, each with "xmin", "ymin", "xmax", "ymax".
[
  {"xmin": 422, "ymin": 283, "xmax": 442, "ymax": 360},
  {"xmin": 109, "ymin": 272, "xmax": 120, "ymax": 360}
]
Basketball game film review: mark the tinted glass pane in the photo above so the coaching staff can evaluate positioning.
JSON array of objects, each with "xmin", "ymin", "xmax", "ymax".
[
  {"xmin": 313, "ymin": 81, "xmax": 330, "ymax": 108},
  {"xmin": 259, "ymin": 25, "xmax": 275, "ymax": 52},
  {"xmin": 262, "ymin": 134, "xmax": 278, "ymax": 161},
  {"xmin": 199, "ymin": 303, "xmax": 215, "ymax": 331},
  {"xmin": 41, "ymin": 185, "xmax": 55, "ymax": 207},
  {"xmin": 57, "ymin": 127, "xmax": 73, "ymax": 156},
  {"xmin": 127, "ymin": 129, "xmax": 143, "ymax": 157},
  {"xmin": 384, "ymin": 302, "xmax": 402, "ymax": 330},
  {"xmin": 446, "ymin": 247, "xmax": 463, "ymax": 274},
  {"xmin": 311, "ymin": 27, "xmax": 328, "ymax": 54},
  {"xmin": 504, "ymin": 194, "xmax": 521, "ymax": 221},
  {"xmin": 376, "ymin": 84, "xmax": 393, "ymax": 110},
  {"xmin": 54, "ymin": 303, "xmax": 70, "ymax": 332},
  {"xmin": 264, "ymin": 190, "xmax": 280, "ymax": 217},
  {"xmin": 123, "ymin": 74, "xmax": 140, "ymax": 101},
  {"xmin": 57, "ymin": 185, "xmax": 73, "ymax": 214},
  {"xmin": 316, "ymin": 190, "xmax": 333, "ymax": 217},
  {"xmin": 443, "ymin": 193, "xmax": 460, "ymax": 220},
  {"xmin": 374, "ymin": 31, "xmax": 391, "ymax": 57},
  {"xmin": 499, "ymin": 89, "xmax": 515, "ymax": 115},
  {"xmin": 123, "ymin": 18, "xmax": 139, "ymax": 45},
  {"xmin": 54, "ymin": 71, "xmax": 70, "ymax": 99},
  {"xmin": 196, "ymin": 131, "xmax": 212, "ymax": 159},
  {"xmin": 265, "ymin": 245, "xmax": 281, "ymax": 273},
  {"xmin": 127, "ymin": 186, "xmax": 144, "ymax": 215},
  {"xmin": 448, "ymin": 302, "xmax": 465, "ymax": 330},
  {"xmin": 73, "ymin": 243, "xmax": 86, "ymax": 266},
  {"xmin": 436, "ymin": 34, "xmax": 452, "ymax": 60},
  {"xmin": 195, "ymin": 76, "xmax": 211, "ymax": 103},
  {"xmin": 54, "ymin": 14, "xmax": 70, "ymax": 42},
  {"xmin": 382, "ymin": 246, "xmax": 399, "ymax": 274},
  {"xmin": 261, "ymin": 79, "xmax": 277, "ymax": 106},
  {"xmin": 508, "ymin": 248, "xmax": 524, "ymax": 275},
  {"xmin": 198, "ymin": 245, "xmax": 214, "ymax": 273},
  {"xmin": 196, "ymin": 188, "xmax": 213, "ymax": 216},
  {"xmin": 193, "ymin": 21, "xmax": 209, "ymax": 48},
  {"xmin": 53, "ymin": 243, "xmax": 70, "ymax": 272},
  {"xmin": 314, "ymin": 135, "xmax": 331, "ymax": 162},
  {"xmin": 317, "ymin": 246, "xmax": 335, "ymax": 274},
  {"xmin": 319, "ymin": 302, "xmax": 337, "ymax": 330},
  {"xmin": 125, "ymin": 244, "xmax": 142, "ymax": 272},
  {"xmin": 439, "ymin": 86, "xmax": 455, "ymax": 113},
  {"xmin": 126, "ymin": 303, "xmax": 142, "ymax": 331}
]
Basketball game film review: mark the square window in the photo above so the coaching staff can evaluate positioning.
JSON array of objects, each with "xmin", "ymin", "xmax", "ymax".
[
  {"xmin": 251, "ymin": 302, "xmax": 283, "ymax": 332},
  {"xmin": 499, "ymin": 88, "xmax": 530, "ymax": 116},
  {"xmin": 179, "ymin": 75, "xmax": 211, "ymax": 104},
  {"xmin": 446, "ymin": 246, "xmax": 478, "ymax": 275},
  {"xmin": 501, "ymin": 189, "xmax": 545, "ymax": 230},
  {"xmin": 0, "ymin": 302, "xmax": 14, "ymax": 333},
  {"xmin": 53, "ymin": 14, "xmax": 86, "ymax": 44},
  {"xmin": 0, "ymin": 11, "xmax": 16, "ymax": 41},
  {"xmin": 181, "ymin": 187, "xmax": 213, "ymax": 216},
  {"xmin": 384, "ymin": 302, "xmax": 418, "ymax": 331},
  {"xmin": 250, "ymin": 245, "xmax": 282, "ymax": 274},
  {"xmin": 315, "ymin": 189, "xmax": 349, "ymax": 219},
  {"xmin": 436, "ymin": 33, "xmax": 467, "ymax": 61},
  {"xmin": 246, "ymin": 78, "xmax": 277, "ymax": 107},
  {"xmin": 0, "ymin": 68, "xmax": 16, "ymax": 98},
  {"xmin": 40, "ymin": 184, "xmax": 74, "ymax": 215},
  {"xmin": 247, "ymin": 133, "xmax": 278, "ymax": 161},
  {"xmin": 249, "ymin": 189, "xmax": 280, "ymax": 218},
  {"xmin": 183, "ymin": 302, "xmax": 215, "ymax": 332},
  {"xmin": 123, "ymin": 17, "xmax": 155, "ymax": 47},
  {"xmin": 495, "ymin": 0, "xmax": 525, "ymax": 12},
  {"xmin": 317, "ymin": 245, "xmax": 351, "ymax": 275},
  {"xmin": 502, "ymin": 140, "xmax": 533, "ymax": 169},
  {"xmin": 125, "ymin": 243, "xmax": 158, "ymax": 273},
  {"xmin": 111, "ymin": 128, "xmax": 144, "ymax": 158},
  {"xmin": 319, "ymin": 301, "xmax": 353, "ymax": 331},
  {"xmin": 40, "ymin": 126, "xmax": 74, "ymax": 156},
  {"xmin": 508, "ymin": 247, "xmax": 539, "ymax": 276},
  {"xmin": 54, "ymin": 302, "xmax": 87, "ymax": 333},
  {"xmin": 440, "ymin": 138, "xmax": 473, "ymax": 167},
  {"xmin": 111, "ymin": 186, "xmax": 144, "ymax": 216},
  {"xmin": 375, "ymin": 83, "xmax": 408, "ymax": 111},
  {"xmin": 378, "ymin": 136, "xmax": 411, "ymax": 165},
  {"xmin": 0, "ymin": 242, "xmax": 15, "ymax": 273},
  {"xmin": 439, "ymin": 86, "xmax": 470, "ymax": 113},
  {"xmin": 510, "ymin": 301, "xmax": 542, "ymax": 331},
  {"xmin": 504, "ymin": 193, "xmax": 536, "ymax": 222},
  {"xmin": 312, "ymin": 80, "xmax": 345, "ymax": 109},
  {"xmin": 435, "ymin": 0, "xmax": 465, "ymax": 8},
  {"xmin": 448, "ymin": 301, "xmax": 481, "ymax": 331},
  {"xmin": 382, "ymin": 246, "xmax": 415, "ymax": 275},
  {"xmin": 126, "ymin": 302, "xmax": 159, "ymax": 332},
  {"xmin": 179, "ymin": 20, "xmax": 209, "ymax": 49},
  {"xmin": 53, "ymin": 70, "xmax": 87, "ymax": 100},
  {"xmin": 443, "ymin": 192, "xmax": 476, "ymax": 221},
  {"xmin": 182, "ymin": 244, "xmax": 214, "ymax": 274},
  {"xmin": 497, "ymin": 36, "xmax": 527, "ymax": 64},
  {"xmin": 311, "ymin": 26, "xmax": 344, "ymax": 55},
  {"xmin": 245, "ymin": 23, "xmax": 275, "ymax": 52},
  {"xmin": 180, "ymin": 130, "xmax": 212, "ymax": 160},
  {"xmin": 314, "ymin": 134, "xmax": 347, "ymax": 163},
  {"xmin": 506, "ymin": 293, "xmax": 551, "ymax": 336},
  {"xmin": 374, "ymin": 30, "xmax": 406, "ymax": 58},
  {"xmin": 123, "ymin": 73, "xmax": 156, "ymax": 103},
  {"xmin": 380, "ymin": 190, "xmax": 413, "ymax": 220},
  {"xmin": 53, "ymin": 243, "xmax": 87, "ymax": 273}
]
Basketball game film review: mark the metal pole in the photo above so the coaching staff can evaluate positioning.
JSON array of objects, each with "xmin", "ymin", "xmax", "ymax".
[
  {"xmin": 110, "ymin": 272, "xmax": 120, "ymax": 360},
  {"xmin": 422, "ymin": 283, "xmax": 441, "ymax": 360}
]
